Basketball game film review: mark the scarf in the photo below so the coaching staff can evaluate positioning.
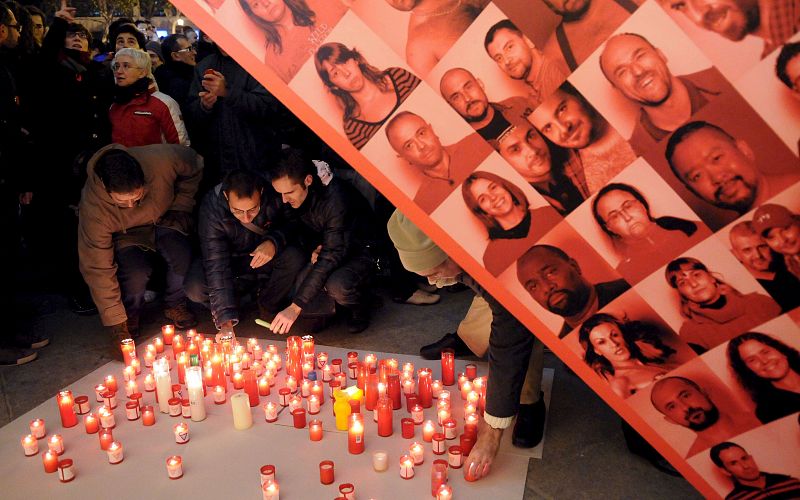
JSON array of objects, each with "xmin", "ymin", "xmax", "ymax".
[{"xmin": 113, "ymin": 76, "xmax": 151, "ymax": 104}]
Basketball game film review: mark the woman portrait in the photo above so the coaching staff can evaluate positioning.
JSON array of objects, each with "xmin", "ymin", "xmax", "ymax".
[
  {"xmin": 592, "ymin": 183, "xmax": 710, "ymax": 284},
  {"xmin": 461, "ymin": 170, "xmax": 559, "ymax": 276},
  {"xmin": 727, "ymin": 331, "xmax": 800, "ymax": 424},
  {"xmin": 314, "ymin": 42, "xmax": 421, "ymax": 150},
  {"xmin": 579, "ymin": 313, "xmax": 681, "ymax": 398},
  {"xmin": 239, "ymin": 0, "xmax": 345, "ymax": 82},
  {"xmin": 494, "ymin": 121, "xmax": 587, "ymax": 216},
  {"xmin": 664, "ymin": 257, "xmax": 781, "ymax": 354}
]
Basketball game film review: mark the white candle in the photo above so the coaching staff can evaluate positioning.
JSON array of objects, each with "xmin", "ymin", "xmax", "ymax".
[
  {"xmin": 186, "ymin": 367, "xmax": 206, "ymax": 422},
  {"xmin": 153, "ymin": 357, "xmax": 173, "ymax": 414},
  {"xmin": 231, "ymin": 393, "xmax": 253, "ymax": 430},
  {"xmin": 372, "ymin": 450, "xmax": 388, "ymax": 472}
]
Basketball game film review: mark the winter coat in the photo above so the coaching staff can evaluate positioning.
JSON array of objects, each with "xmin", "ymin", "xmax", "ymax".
[{"xmin": 109, "ymin": 83, "xmax": 190, "ymax": 148}]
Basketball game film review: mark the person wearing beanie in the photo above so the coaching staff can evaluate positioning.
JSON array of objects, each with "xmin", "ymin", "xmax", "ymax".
[
  {"xmin": 753, "ymin": 203, "xmax": 800, "ymax": 281},
  {"xmin": 145, "ymin": 41, "xmax": 163, "ymax": 71},
  {"xmin": 387, "ymin": 210, "xmax": 547, "ymax": 480}
]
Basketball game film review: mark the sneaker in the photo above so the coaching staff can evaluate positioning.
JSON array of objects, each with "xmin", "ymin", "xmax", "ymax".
[
  {"xmin": 0, "ymin": 347, "xmax": 38, "ymax": 366},
  {"xmin": 404, "ymin": 290, "xmax": 440, "ymax": 306},
  {"xmin": 419, "ymin": 332, "xmax": 473, "ymax": 360},
  {"xmin": 164, "ymin": 302, "xmax": 198, "ymax": 329},
  {"xmin": 512, "ymin": 393, "xmax": 546, "ymax": 448},
  {"xmin": 68, "ymin": 295, "xmax": 98, "ymax": 316}
]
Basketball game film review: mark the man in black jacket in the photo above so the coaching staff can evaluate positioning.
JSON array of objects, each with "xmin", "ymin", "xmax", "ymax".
[
  {"xmin": 269, "ymin": 149, "xmax": 377, "ymax": 334},
  {"xmin": 187, "ymin": 169, "xmax": 305, "ymax": 332},
  {"xmin": 154, "ymin": 34, "xmax": 195, "ymax": 112}
]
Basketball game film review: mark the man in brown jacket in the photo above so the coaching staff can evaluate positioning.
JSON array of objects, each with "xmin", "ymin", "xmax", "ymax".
[{"xmin": 78, "ymin": 144, "xmax": 202, "ymax": 345}]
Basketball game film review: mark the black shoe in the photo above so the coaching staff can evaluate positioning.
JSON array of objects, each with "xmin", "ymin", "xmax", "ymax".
[
  {"xmin": 512, "ymin": 393, "xmax": 546, "ymax": 448},
  {"xmin": 14, "ymin": 331, "xmax": 50, "ymax": 349},
  {"xmin": 0, "ymin": 347, "xmax": 38, "ymax": 366},
  {"xmin": 347, "ymin": 309, "xmax": 370, "ymax": 334},
  {"xmin": 419, "ymin": 332, "xmax": 472, "ymax": 360},
  {"xmin": 445, "ymin": 282, "xmax": 469, "ymax": 293},
  {"xmin": 69, "ymin": 295, "xmax": 98, "ymax": 316}
]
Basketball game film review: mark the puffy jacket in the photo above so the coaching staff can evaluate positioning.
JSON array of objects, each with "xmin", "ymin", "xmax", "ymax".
[
  {"xmin": 78, "ymin": 144, "xmax": 203, "ymax": 326},
  {"xmin": 198, "ymin": 184, "xmax": 293, "ymax": 327},
  {"xmin": 109, "ymin": 85, "xmax": 190, "ymax": 148},
  {"xmin": 291, "ymin": 178, "xmax": 376, "ymax": 308}
]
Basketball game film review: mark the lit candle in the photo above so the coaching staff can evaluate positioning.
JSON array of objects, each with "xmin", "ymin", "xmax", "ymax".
[
  {"xmin": 123, "ymin": 366, "xmax": 135, "ymax": 383},
  {"xmin": 292, "ymin": 408, "xmax": 307, "ymax": 429},
  {"xmin": 130, "ymin": 358, "xmax": 141, "ymax": 375},
  {"xmin": 376, "ymin": 396, "xmax": 393, "ymax": 437},
  {"xmin": 253, "ymin": 344, "xmax": 263, "ymax": 361},
  {"xmin": 285, "ymin": 375, "xmax": 297, "ymax": 393},
  {"xmin": 125, "ymin": 380, "xmax": 138, "ymax": 397},
  {"xmin": 29, "ymin": 418, "xmax": 45, "ymax": 439},
  {"xmin": 263, "ymin": 402, "xmax": 278, "ymax": 423},
  {"xmin": 162, "ymin": 324, "xmax": 175, "ymax": 344},
  {"xmin": 464, "ymin": 403, "xmax": 477, "ymax": 417},
  {"xmin": 302, "ymin": 361, "xmax": 313, "ymax": 379},
  {"xmin": 144, "ymin": 374, "xmax": 155, "ymax": 392},
  {"xmin": 439, "ymin": 390, "xmax": 452, "ymax": 406},
  {"xmin": 412, "ymin": 404, "xmax": 424, "ymax": 425},
  {"xmin": 57, "ymin": 459, "xmax": 75, "ymax": 482},
  {"xmin": 418, "ymin": 368, "xmax": 432, "ymax": 408},
  {"xmin": 56, "ymin": 390, "xmax": 77, "ymax": 428},
  {"xmin": 317, "ymin": 352, "xmax": 328, "ymax": 369},
  {"xmin": 311, "ymin": 381, "xmax": 325, "ymax": 405},
  {"xmin": 399, "ymin": 454, "xmax": 415, "ymax": 479},
  {"xmin": 231, "ymin": 393, "xmax": 253, "ymax": 430},
  {"xmin": 373, "ymin": 450, "xmax": 388, "ymax": 472},
  {"xmin": 409, "ymin": 441, "xmax": 424, "ymax": 465},
  {"xmin": 438, "ymin": 408, "xmax": 450, "ymax": 425},
  {"xmin": 154, "ymin": 337, "xmax": 164, "ymax": 353},
  {"xmin": 288, "ymin": 395, "xmax": 303, "ymax": 413},
  {"xmin": 319, "ymin": 459, "xmax": 334, "ymax": 484},
  {"xmin": 464, "ymin": 413, "xmax": 479, "ymax": 438},
  {"xmin": 258, "ymin": 376, "xmax": 270, "ymax": 396},
  {"xmin": 402, "ymin": 362, "xmax": 414, "ymax": 375},
  {"xmin": 125, "ymin": 401, "xmax": 140, "ymax": 421},
  {"xmin": 460, "ymin": 433, "xmax": 475, "ymax": 456},
  {"xmin": 461, "ymin": 380, "xmax": 473, "ymax": 400},
  {"xmin": 154, "ymin": 357, "xmax": 173, "ymax": 414},
  {"xmin": 213, "ymin": 385, "xmax": 226, "ymax": 404},
  {"xmin": 107, "ymin": 441, "xmax": 124, "ymax": 464},
  {"xmin": 402, "ymin": 418, "xmax": 415, "ymax": 439},
  {"xmin": 177, "ymin": 352, "xmax": 188, "ymax": 385},
  {"xmin": 260, "ymin": 464, "xmax": 275, "ymax": 485},
  {"xmin": 322, "ymin": 365, "xmax": 332, "ymax": 382},
  {"xmin": 402, "ymin": 378, "xmax": 416, "ymax": 395},
  {"xmin": 232, "ymin": 371, "xmax": 244, "ymax": 390},
  {"xmin": 436, "ymin": 484, "xmax": 454, "ymax": 500},
  {"xmin": 98, "ymin": 427, "xmax": 113, "ymax": 450},
  {"xmin": 120, "ymin": 338, "xmax": 136, "ymax": 365},
  {"xmin": 301, "ymin": 379, "xmax": 311, "ymax": 397},
  {"xmin": 185, "ymin": 366, "xmax": 206, "ymax": 422},
  {"xmin": 443, "ymin": 418, "xmax": 457, "ymax": 440},
  {"xmin": 309, "ymin": 419, "xmax": 323, "ymax": 441},
  {"xmin": 42, "ymin": 450, "xmax": 58, "ymax": 473},
  {"xmin": 142, "ymin": 405, "xmax": 156, "ymax": 426},
  {"xmin": 48, "ymin": 434, "xmax": 64, "ymax": 455},
  {"xmin": 144, "ymin": 349, "xmax": 155, "ymax": 368},
  {"xmin": 262, "ymin": 480, "xmax": 280, "ymax": 500},
  {"xmin": 166, "ymin": 455, "xmax": 183, "ymax": 479},
  {"xmin": 172, "ymin": 335, "xmax": 184, "ymax": 360},
  {"xmin": 423, "ymin": 420, "xmax": 436, "ymax": 442},
  {"xmin": 432, "ymin": 433, "xmax": 446, "ymax": 455},
  {"xmin": 174, "ymin": 422, "xmax": 190, "ymax": 444},
  {"xmin": 21, "ymin": 434, "xmax": 38, "ymax": 456},
  {"xmin": 307, "ymin": 395, "xmax": 320, "ymax": 415},
  {"xmin": 432, "ymin": 380, "xmax": 443, "ymax": 398},
  {"xmin": 348, "ymin": 414, "xmax": 365, "ymax": 454},
  {"xmin": 84, "ymin": 413, "xmax": 99, "ymax": 433}
]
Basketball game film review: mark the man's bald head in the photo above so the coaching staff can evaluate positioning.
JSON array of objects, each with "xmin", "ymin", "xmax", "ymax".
[
  {"xmin": 439, "ymin": 67, "xmax": 490, "ymax": 122},
  {"xmin": 385, "ymin": 111, "xmax": 446, "ymax": 169}
]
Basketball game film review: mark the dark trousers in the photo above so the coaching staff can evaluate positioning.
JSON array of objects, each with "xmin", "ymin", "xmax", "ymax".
[
  {"xmin": 115, "ymin": 227, "xmax": 192, "ymax": 326},
  {"xmin": 320, "ymin": 251, "xmax": 375, "ymax": 312}
]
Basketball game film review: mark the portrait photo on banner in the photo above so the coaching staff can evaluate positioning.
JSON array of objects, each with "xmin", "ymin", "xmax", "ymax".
[
  {"xmin": 360, "ymin": 83, "xmax": 493, "ymax": 215},
  {"xmin": 714, "ymin": 181, "xmax": 800, "ymax": 315},
  {"xmin": 654, "ymin": 0, "xmax": 798, "ymax": 80},
  {"xmin": 735, "ymin": 32, "xmax": 800, "ymax": 155},
  {"xmin": 643, "ymin": 90, "xmax": 800, "ymax": 231},
  {"xmin": 627, "ymin": 355, "xmax": 761, "ymax": 459},
  {"xmin": 288, "ymin": 10, "xmax": 422, "ymax": 151},
  {"xmin": 687, "ymin": 411, "xmax": 800, "ymax": 499},
  {"xmin": 569, "ymin": 0, "xmax": 737, "ymax": 155},
  {"xmin": 348, "ymin": 0, "xmax": 489, "ymax": 78},
  {"xmin": 500, "ymin": 220, "xmax": 631, "ymax": 338},
  {"xmin": 431, "ymin": 152, "xmax": 562, "ymax": 277},
  {"xmin": 561, "ymin": 286, "xmax": 698, "ymax": 399},
  {"xmin": 635, "ymin": 235, "xmax": 781, "ymax": 355},
  {"xmin": 567, "ymin": 157, "xmax": 713, "ymax": 286}
]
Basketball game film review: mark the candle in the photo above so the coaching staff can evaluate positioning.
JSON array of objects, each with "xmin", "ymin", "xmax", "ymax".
[
  {"xmin": 448, "ymin": 445, "xmax": 464, "ymax": 468},
  {"xmin": 319, "ymin": 460, "xmax": 334, "ymax": 484},
  {"xmin": 154, "ymin": 357, "xmax": 173, "ymax": 414},
  {"xmin": 444, "ymin": 418, "xmax": 457, "ymax": 440},
  {"xmin": 301, "ymin": 379, "xmax": 311, "ymax": 398},
  {"xmin": 431, "ymin": 461, "xmax": 448, "ymax": 497},
  {"xmin": 292, "ymin": 408, "xmax": 307, "ymax": 429},
  {"xmin": 376, "ymin": 396, "xmax": 393, "ymax": 437},
  {"xmin": 339, "ymin": 483, "xmax": 355, "ymax": 500},
  {"xmin": 107, "ymin": 441, "xmax": 124, "ymax": 464},
  {"xmin": 58, "ymin": 459, "xmax": 75, "ymax": 482},
  {"xmin": 185, "ymin": 366, "xmax": 206, "ymax": 422},
  {"xmin": 464, "ymin": 414, "xmax": 479, "ymax": 438},
  {"xmin": 162, "ymin": 324, "xmax": 175, "ymax": 344},
  {"xmin": 423, "ymin": 420, "xmax": 436, "ymax": 442},
  {"xmin": 42, "ymin": 450, "xmax": 58, "ymax": 473},
  {"xmin": 436, "ymin": 484, "xmax": 454, "ymax": 500},
  {"xmin": 123, "ymin": 380, "xmax": 137, "ymax": 397},
  {"xmin": 21, "ymin": 434, "xmax": 38, "ymax": 456},
  {"xmin": 288, "ymin": 395, "xmax": 303, "ymax": 413},
  {"xmin": 460, "ymin": 433, "xmax": 476, "ymax": 456},
  {"xmin": 74, "ymin": 395, "xmax": 91, "ymax": 414},
  {"xmin": 168, "ymin": 397, "xmax": 182, "ymax": 417},
  {"xmin": 29, "ymin": 418, "xmax": 46, "ymax": 439},
  {"xmin": 258, "ymin": 376, "xmax": 270, "ymax": 396},
  {"xmin": 243, "ymin": 368, "xmax": 260, "ymax": 407},
  {"xmin": 232, "ymin": 371, "xmax": 244, "ymax": 390},
  {"xmin": 125, "ymin": 401, "xmax": 140, "ymax": 420},
  {"xmin": 130, "ymin": 358, "xmax": 141, "ymax": 375},
  {"xmin": 129, "ymin": 392, "xmax": 143, "ymax": 409},
  {"xmin": 174, "ymin": 422, "xmax": 190, "ymax": 444},
  {"xmin": 286, "ymin": 335, "xmax": 303, "ymax": 381},
  {"xmin": 84, "ymin": 413, "xmax": 99, "ymax": 434},
  {"xmin": 418, "ymin": 368, "xmax": 433, "ymax": 408},
  {"xmin": 144, "ymin": 350, "xmax": 155, "ymax": 368},
  {"xmin": 302, "ymin": 361, "xmax": 313, "ymax": 379},
  {"xmin": 231, "ymin": 393, "xmax": 253, "ymax": 430},
  {"xmin": 373, "ymin": 450, "xmax": 388, "ymax": 472},
  {"xmin": 263, "ymin": 402, "xmax": 278, "ymax": 423},
  {"xmin": 322, "ymin": 365, "xmax": 332, "ymax": 382},
  {"xmin": 166, "ymin": 455, "xmax": 183, "ymax": 479},
  {"xmin": 144, "ymin": 374, "xmax": 155, "ymax": 392},
  {"xmin": 99, "ymin": 427, "xmax": 113, "ymax": 450},
  {"xmin": 253, "ymin": 344, "xmax": 263, "ymax": 361},
  {"xmin": 438, "ymin": 394, "xmax": 451, "ymax": 409},
  {"xmin": 285, "ymin": 375, "xmax": 297, "ymax": 393},
  {"xmin": 432, "ymin": 380, "xmax": 443, "ymax": 398},
  {"xmin": 409, "ymin": 441, "xmax": 424, "ymax": 465},
  {"xmin": 309, "ymin": 419, "xmax": 323, "ymax": 441},
  {"xmin": 401, "ymin": 418, "xmax": 415, "ymax": 439},
  {"xmin": 464, "ymin": 403, "xmax": 477, "ymax": 418},
  {"xmin": 120, "ymin": 338, "xmax": 136, "ymax": 365},
  {"xmin": 461, "ymin": 380, "xmax": 473, "ymax": 400},
  {"xmin": 213, "ymin": 386, "xmax": 226, "ymax": 404},
  {"xmin": 142, "ymin": 405, "xmax": 155, "ymax": 426},
  {"xmin": 307, "ymin": 394, "xmax": 320, "ymax": 415},
  {"xmin": 260, "ymin": 464, "xmax": 276, "ymax": 485},
  {"xmin": 388, "ymin": 373, "xmax": 401, "ymax": 410},
  {"xmin": 331, "ymin": 358, "xmax": 342, "ymax": 374},
  {"xmin": 177, "ymin": 353, "xmax": 188, "ymax": 385},
  {"xmin": 399, "ymin": 454, "xmax": 415, "ymax": 479},
  {"xmin": 432, "ymin": 433, "xmax": 446, "ymax": 455},
  {"xmin": 348, "ymin": 414, "xmax": 365, "ymax": 454},
  {"xmin": 262, "ymin": 480, "xmax": 280, "ymax": 500},
  {"xmin": 56, "ymin": 390, "xmax": 77, "ymax": 428},
  {"xmin": 172, "ymin": 335, "xmax": 184, "ymax": 360},
  {"xmin": 48, "ymin": 434, "xmax": 64, "ymax": 455},
  {"xmin": 101, "ymin": 390, "xmax": 117, "ymax": 410},
  {"xmin": 409, "ymin": 405, "xmax": 423, "ymax": 426},
  {"xmin": 402, "ymin": 378, "xmax": 416, "ymax": 395},
  {"xmin": 101, "ymin": 375, "xmax": 117, "ymax": 394},
  {"xmin": 154, "ymin": 336, "xmax": 164, "ymax": 353},
  {"xmin": 438, "ymin": 408, "xmax": 451, "ymax": 425},
  {"xmin": 316, "ymin": 352, "xmax": 328, "ymax": 369},
  {"xmin": 311, "ymin": 381, "xmax": 325, "ymax": 405}
]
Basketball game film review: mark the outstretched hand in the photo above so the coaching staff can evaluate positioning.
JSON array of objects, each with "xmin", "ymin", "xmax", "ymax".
[{"xmin": 270, "ymin": 304, "xmax": 302, "ymax": 335}]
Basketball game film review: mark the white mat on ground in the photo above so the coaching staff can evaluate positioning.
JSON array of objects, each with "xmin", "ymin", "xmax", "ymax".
[{"xmin": 1, "ymin": 342, "xmax": 549, "ymax": 499}]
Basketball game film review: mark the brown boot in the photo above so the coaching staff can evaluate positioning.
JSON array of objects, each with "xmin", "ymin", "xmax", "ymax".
[{"xmin": 164, "ymin": 301, "xmax": 197, "ymax": 329}]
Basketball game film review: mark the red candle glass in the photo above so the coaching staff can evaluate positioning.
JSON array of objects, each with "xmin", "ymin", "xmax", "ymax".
[
  {"xmin": 56, "ymin": 390, "xmax": 78, "ymax": 428},
  {"xmin": 309, "ymin": 419, "xmax": 323, "ymax": 441},
  {"xmin": 387, "ymin": 373, "xmax": 401, "ymax": 410},
  {"xmin": 319, "ymin": 460, "xmax": 334, "ymax": 484},
  {"xmin": 376, "ymin": 396, "xmax": 393, "ymax": 437},
  {"xmin": 84, "ymin": 413, "xmax": 99, "ymax": 434},
  {"xmin": 401, "ymin": 418, "xmax": 414, "ymax": 439},
  {"xmin": 292, "ymin": 408, "xmax": 307, "ymax": 429},
  {"xmin": 99, "ymin": 427, "xmax": 113, "ymax": 450},
  {"xmin": 348, "ymin": 414, "xmax": 365, "ymax": 454},
  {"xmin": 441, "ymin": 349, "xmax": 455, "ymax": 386},
  {"xmin": 42, "ymin": 450, "xmax": 58, "ymax": 473}
]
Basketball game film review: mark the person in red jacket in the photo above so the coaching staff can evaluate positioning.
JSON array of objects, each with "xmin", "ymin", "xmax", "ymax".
[{"xmin": 109, "ymin": 48, "xmax": 189, "ymax": 147}]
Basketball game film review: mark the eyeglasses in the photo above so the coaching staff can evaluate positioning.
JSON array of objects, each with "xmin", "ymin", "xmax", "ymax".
[
  {"xmin": 5, "ymin": 23, "xmax": 21, "ymax": 33},
  {"xmin": 230, "ymin": 205, "xmax": 260, "ymax": 218},
  {"xmin": 175, "ymin": 46, "xmax": 196, "ymax": 53},
  {"xmin": 603, "ymin": 199, "xmax": 643, "ymax": 226},
  {"xmin": 66, "ymin": 32, "xmax": 89, "ymax": 40},
  {"xmin": 111, "ymin": 62, "xmax": 141, "ymax": 72}
]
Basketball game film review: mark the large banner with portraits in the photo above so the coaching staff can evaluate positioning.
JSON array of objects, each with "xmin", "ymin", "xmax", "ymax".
[{"xmin": 170, "ymin": 0, "xmax": 800, "ymax": 496}]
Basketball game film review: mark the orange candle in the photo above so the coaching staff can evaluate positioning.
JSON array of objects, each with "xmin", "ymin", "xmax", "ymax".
[
  {"xmin": 104, "ymin": 375, "xmax": 118, "ymax": 393},
  {"xmin": 258, "ymin": 376, "xmax": 270, "ymax": 396},
  {"xmin": 162, "ymin": 324, "xmax": 175, "ymax": 344},
  {"xmin": 84, "ymin": 413, "xmax": 99, "ymax": 434},
  {"xmin": 142, "ymin": 405, "xmax": 156, "ymax": 426},
  {"xmin": 309, "ymin": 419, "xmax": 323, "ymax": 441},
  {"xmin": 21, "ymin": 434, "xmax": 38, "ymax": 456},
  {"xmin": 98, "ymin": 427, "xmax": 113, "ymax": 450},
  {"xmin": 42, "ymin": 450, "xmax": 58, "ymax": 473},
  {"xmin": 120, "ymin": 338, "xmax": 136, "ymax": 365},
  {"xmin": 154, "ymin": 337, "xmax": 164, "ymax": 353},
  {"xmin": 423, "ymin": 420, "xmax": 436, "ymax": 442},
  {"xmin": 56, "ymin": 390, "xmax": 77, "ymax": 428}
]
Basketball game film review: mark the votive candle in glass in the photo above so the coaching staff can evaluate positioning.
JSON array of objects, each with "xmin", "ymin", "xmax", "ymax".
[{"xmin": 319, "ymin": 460, "xmax": 334, "ymax": 484}]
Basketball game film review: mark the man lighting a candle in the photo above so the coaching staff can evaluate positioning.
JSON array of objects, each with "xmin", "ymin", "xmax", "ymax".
[
  {"xmin": 387, "ymin": 210, "xmax": 546, "ymax": 480},
  {"xmin": 78, "ymin": 144, "xmax": 202, "ymax": 351}
]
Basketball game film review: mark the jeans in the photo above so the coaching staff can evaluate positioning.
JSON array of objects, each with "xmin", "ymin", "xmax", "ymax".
[{"xmin": 115, "ymin": 227, "xmax": 192, "ymax": 326}]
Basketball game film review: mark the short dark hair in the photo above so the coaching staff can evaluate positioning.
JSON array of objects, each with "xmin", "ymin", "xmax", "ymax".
[
  {"xmin": 112, "ymin": 23, "xmax": 147, "ymax": 49},
  {"xmin": 484, "ymin": 19, "xmax": 521, "ymax": 52},
  {"xmin": 161, "ymin": 34, "xmax": 188, "ymax": 63},
  {"xmin": 66, "ymin": 22, "xmax": 92, "ymax": 44},
  {"xmin": 0, "ymin": 5, "xmax": 12, "ymax": 26},
  {"xmin": 665, "ymin": 121, "xmax": 735, "ymax": 175},
  {"xmin": 25, "ymin": 5, "xmax": 45, "ymax": 21},
  {"xmin": 222, "ymin": 169, "xmax": 263, "ymax": 199},
  {"xmin": 271, "ymin": 147, "xmax": 315, "ymax": 186},
  {"xmin": 182, "ymin": 25, "xmax": 196, "ymax": 36},
  {"xmin": 709, "ymin": 442, "xmax": 744, "ymax": 469},
  {"xmin": 94, "ymin": 150, "xmax": 145, "ymax": 194},
  {"xmin": 776, "ymin": 42, "xmax": 800, "ymax": 89},
  {"xmin": 521, "ymin": 244, "xmax": 572, "ymax": 265}
]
